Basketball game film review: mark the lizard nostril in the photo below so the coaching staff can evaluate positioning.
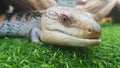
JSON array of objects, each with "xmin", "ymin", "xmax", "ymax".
[
  {"xmin": 85, "ymin": 25, "xmax": 92, "ymax": 34},
  {"xmin": 84, "ymin": 25, "xmax": 101, "ymax": 39},
  {"xmin": 88, "ymin": 28, "xmax": 92, "ymax": 33}
]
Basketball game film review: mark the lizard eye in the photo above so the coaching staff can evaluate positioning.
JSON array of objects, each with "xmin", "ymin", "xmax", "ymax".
[{"xmin": 61, "ymin": 14, "xmax": 70, "ymax": 23}]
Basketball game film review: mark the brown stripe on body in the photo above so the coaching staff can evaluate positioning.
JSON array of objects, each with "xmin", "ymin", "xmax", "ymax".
[
  {"xmin": 8, "ymin": 11, "xmax": 41, "ymax": 25},
  {"xmin": 20, "ymin": 13, "xmax": 27, "ymax": 23},
  {"xmin": 10, "ymin": 13, "xmax": 18, "ymax": 25},
  {"xmin": 0, "ymin": 14, "xmax": 7, "ymax": 26},
  {"xmin": 27, "ymin": 13, "xmax": 33, "ymax": 21},
  {"xmin": 19, "ymin": 12, "xmax": 34, "ymax": 23}
]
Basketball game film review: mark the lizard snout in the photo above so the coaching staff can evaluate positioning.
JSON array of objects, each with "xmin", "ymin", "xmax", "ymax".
[{"xmin": 83, "ymin": 25, "xmax": 101, "ymax": 39}]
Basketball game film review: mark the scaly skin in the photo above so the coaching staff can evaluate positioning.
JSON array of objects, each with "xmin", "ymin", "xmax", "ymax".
[
  {"xmin": 0, "ymin": 6, "xmax": 101, "ymax": 47},
  {"xmin": 40, "ymin": 6, "xmax": 101, "ymax": 47},
  {"xmin": 0, "ymin": 12, "xmax": 41, "ymax": 37}
]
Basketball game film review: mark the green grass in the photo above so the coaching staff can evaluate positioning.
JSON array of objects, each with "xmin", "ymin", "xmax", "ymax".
[{"xmin": 0, "ymin": 24, "xmax": 120, "ymax": 68}]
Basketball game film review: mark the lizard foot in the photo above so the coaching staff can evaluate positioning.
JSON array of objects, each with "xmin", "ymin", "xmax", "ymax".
[{"xmin": 29, "ymin": 28, "xmax": 42, "ymax": 42}]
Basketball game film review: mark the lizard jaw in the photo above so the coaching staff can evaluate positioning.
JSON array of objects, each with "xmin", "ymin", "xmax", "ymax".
[{"xmin": 41, "ymin": 30, "xmax": 101, "ymax": 47}]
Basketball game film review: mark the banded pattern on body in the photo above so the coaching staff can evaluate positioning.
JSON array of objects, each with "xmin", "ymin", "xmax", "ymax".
[
  {"xmin": 0, "ymin": 6, "xmax": 101, "ymax": 47},
  {"xmin": 0, "ymin": 11, "xmax": 42, "ymax": 37}
]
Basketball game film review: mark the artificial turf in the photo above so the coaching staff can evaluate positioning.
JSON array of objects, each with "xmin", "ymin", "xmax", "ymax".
[{"xmin": 0, "ymin": 24, "xmax": 120, "ymax": 68}]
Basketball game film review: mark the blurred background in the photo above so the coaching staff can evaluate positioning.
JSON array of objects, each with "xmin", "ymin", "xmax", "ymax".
[{"xmin": 57, "ymin": 0, "xmax": 89, "ymax": 7}]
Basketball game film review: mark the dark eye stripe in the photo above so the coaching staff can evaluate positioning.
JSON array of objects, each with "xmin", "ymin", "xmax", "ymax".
[{"xmin": 0, "ymin": 14, "xmax": 6, "ymax": 26}]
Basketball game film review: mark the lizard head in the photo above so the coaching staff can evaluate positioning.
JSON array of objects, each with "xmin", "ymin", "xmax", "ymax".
[{"xmin": 41, "ymin": 6, "xmax": 101, "ymax": 47}]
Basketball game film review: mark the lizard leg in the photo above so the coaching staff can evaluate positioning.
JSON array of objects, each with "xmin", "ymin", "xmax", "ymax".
[
  {"xmin": 79, "ymin": 0, "xmax": 117, "ymax": 21},
  {"xmin": 29, "ymin": 28, "xmax": 42, "ymax": 42},
  {"xmin": 94, "ymin": 0, "xmax": 117, "ymax": 21}
]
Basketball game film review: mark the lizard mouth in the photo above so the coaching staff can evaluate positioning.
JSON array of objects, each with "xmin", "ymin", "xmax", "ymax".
[
  {"xmin": 41, "ymin": 30, "xmax": 101, "ymax": 47},
  {"xmin": 55, "ymin": 30, "xmax": 101, "ymax": 47}
]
